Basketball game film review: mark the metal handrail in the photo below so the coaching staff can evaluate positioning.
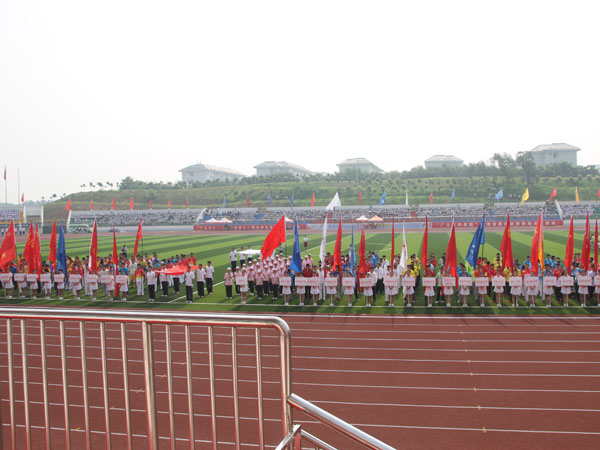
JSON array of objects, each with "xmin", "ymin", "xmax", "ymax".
[{"xmin": 289, "ymin": 393, "xmax": 396, "ymax": 450}]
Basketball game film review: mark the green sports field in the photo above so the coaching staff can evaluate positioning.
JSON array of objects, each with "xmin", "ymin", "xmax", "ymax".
[{"xmin": 3, "ymin": 229, "xmax": 597, "ymax": 315}]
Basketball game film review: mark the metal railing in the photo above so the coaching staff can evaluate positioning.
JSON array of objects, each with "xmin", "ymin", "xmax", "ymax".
[{"xmin": 0, "ymin": 306, "xmax": 394, "ymax": 450}]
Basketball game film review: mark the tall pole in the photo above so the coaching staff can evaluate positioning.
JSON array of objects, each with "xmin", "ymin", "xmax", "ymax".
[{"xmin": 17, "ymin": 168, "xmax": 21, "ymax": 232}]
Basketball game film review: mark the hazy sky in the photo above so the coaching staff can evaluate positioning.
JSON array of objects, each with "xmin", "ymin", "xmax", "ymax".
[{"xmin": 1, "ymin": 0, "xmax": 599, "ymax": 202}]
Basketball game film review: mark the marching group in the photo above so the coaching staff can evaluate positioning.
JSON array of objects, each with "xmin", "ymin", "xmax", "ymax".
[{"xmin": 2, "ymin": 244, "xmax": 600, "ymax": 309}]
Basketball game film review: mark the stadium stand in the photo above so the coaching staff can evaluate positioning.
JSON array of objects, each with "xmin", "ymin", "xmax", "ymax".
[{"xmin": 70, "ymin": 209, "xmax": 205, "ymax": 226}]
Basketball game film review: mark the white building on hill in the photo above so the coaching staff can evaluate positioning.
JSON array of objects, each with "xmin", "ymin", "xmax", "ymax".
[
  {"xmin": 180, "ymin": 163, "xmax": 246, "ymax": 184},
  {"xmin": 527, "ymin": 143, "xmax": 579, "ymax": 166},
  {"xmin": 336, "ymin": 158, "xmax": 383, "ymax": 174},
  {"xmin": 424, "ymin": 155, "xmax": 464, "ymax": 168},
  {"xmin": 254, "ymin": 161, "xmax": 313, "ymax": 177}
]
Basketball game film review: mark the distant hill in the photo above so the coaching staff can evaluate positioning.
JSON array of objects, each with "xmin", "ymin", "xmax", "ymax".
[{"xmin": 42, "ymin": 172, "xmax": 600, "ymax": 223}]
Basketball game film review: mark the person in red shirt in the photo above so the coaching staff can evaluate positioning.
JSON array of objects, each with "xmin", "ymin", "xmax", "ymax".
[{"xmin": 302, "ymin": 264, "xmax": 313, "ymax": 298}]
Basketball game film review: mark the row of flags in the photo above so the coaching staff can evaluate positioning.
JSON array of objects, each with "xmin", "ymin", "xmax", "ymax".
[
  {"xmin": 56, "ymin": 186, "xmax": 600, "ymax": 213},
  {"xmin": 260, "ymin": 210, "xmax": 599, "ymax": 279},
  {"xmin": 0, "ymin": 219, "xmax": 144, "ymax": 273}
]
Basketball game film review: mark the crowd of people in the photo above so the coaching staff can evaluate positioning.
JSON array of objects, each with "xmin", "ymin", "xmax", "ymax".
[
  {"xmin": 3, "ymin": 242, "xmax": 598, "ymax": 309},
  {"xmin": 70, "ymin": 209, "xmax": 204, "ymax": 226}
]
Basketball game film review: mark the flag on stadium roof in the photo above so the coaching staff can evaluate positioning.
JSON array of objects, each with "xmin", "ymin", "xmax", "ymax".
[
  {"xmin": 549, "ymin": 187, "xmax": 557, "ymax": 201},
  {"xmin": 575, "ymin": 186, "xmax": 580, "ymax": 203},
  {"xmin": 450, "ymin": 189, "xmax": 455, "ymax": 203},
  {"xmin": 495, "ymin": 188, "xmax": 503, "ymax": 201},
  {"xmin": 358, "ymin": 190, "xmax": 362, "ymax": 205},
  {"xmin": 267, "ymin": 193, "xmax": 272, "ymax": 205},
  {"xmin": 379, "ymin": 191, "xmax": 386, "ymax": 205},
  {"xmin": 429, "ymin": 191, "xmax": 433, "ymax": 204},
  {"xmin": 520, "ymin": 188, "xmax": 529, "ymax": 203},
  {"xmin": 311, "ymin": 192, "xmax": 315, "ymax": 207},
  {"xmin": 290, "ymin": 192, "xmax": 295, "ymax": 207},
  {"xmin": 326, "ymin": 192, "xmax": 341, "ymax": 211}
]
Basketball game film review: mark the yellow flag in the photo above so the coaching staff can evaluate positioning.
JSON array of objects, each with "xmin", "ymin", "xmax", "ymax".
[
  {"xmin": 520, "ymin": 188, "xmax": 530, "ymax": 203},
  {"xmin": 575, "ymin": 187, "xmax": 580, "ymax": 203}
]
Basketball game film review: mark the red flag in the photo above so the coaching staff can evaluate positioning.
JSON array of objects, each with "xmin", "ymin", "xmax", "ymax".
[
  {"xmin": 3, "ymin": 166, "xmax": 5, "ymax": 181},
  {"xmin": 260, "ymin": 216, "xmax": 287, "ymax": 260},
  {"xmin": 421, "ymin": 216, "xmax": 428, "ymax": 269},
  {"xmin": 112, "ymin": 197, "xmax": 116, "ymax": 210},
  {"xmin": 358, "ymin": 190, "xmax": 362, "ymax": 205},
  {"xmin": 23, "ymin": 222, "xmax": 35, "ymax": 273},
  {"xmin": 581, "ymin": 213, "xmax": 591, "ymax": 271},
  {"xmin": 112, "ymin": 226, "xmax": 119, "ymax": 266},
  {"xmin": 530, "ymin": 212, "xmax": 543, "ymax": 275},
  {"xmin": 246, "ymin": 194, "xmax": 250, "ymax": 208},
  {"xmin": 34, "ymin": 224, "xmax": 41, "ymax": 274},
  {"xmin": 90, "ymin": 199, "xmax": 94, "ymax": 210},
  {"xmin": 133, "ymin": 218, "xmax": 143, "ymax": 258},
  {"xmin": 149, "ymin": 198, "xmax": 153, "ymax": 209},
  {"xmin": 65, "ymin": 198, "xmax": 71, "ymax": 211},
  {"xmin": 597, "ymin": 188, "xmax": 600, "ymax": 199},
  {"xmin": 333, "ymin": 217, "xmax": 343, "ymax": 270},
  {"xmin": 186, "ymin": 195, "xmax": 189, "ymax": 208},
  {"xmin": 429, "ymin": 191, "xmax": 433, "ymax": 204},
  {"xmin": 0, "ymin": 221, "xmax": 17, "ymax": 270},
  {"xmin": 21, "ymin": 193, "xmax": 24, "ymax": 203},
  {"xmin": 359, "ymin": 224, "xmax": 367, "ymax": 275},
  {"xmin": 564, "ymin": 215, "xmax": 574, "ymax": 273},
  {"xmin": 595, "ymin": 219, "xmax": 598, "ymax": 271},
  {"xmin": 48, "ymin": 219, "xmax": 57, "ymax": 265},
  {"xmin": 445, "ymin": 219, "xmax": 457, "ymax": 277},
  {"xmin": 168, "ymin": 198, "xmax": 171, "ymax": 208},
  {"xmin": 89, "ymin": 221, "xmax": 98, "ymax": 273},
  {"xmin": 549, "ymin": 187, "xmax": 557, "ymax": 201},
  {"xmin": 311, "ymin": 192, "xmax": 315, "ymax": 207},
  {"xmin": 390, "ymin": 215, "xmax": 395, "ymax": 262},
  {"xmin": 500, "ymin": 213, "xmax": 514, "ymax": 271},
  {"xmin": 129, "ymin": 197, "xmax": 134, "ymax": 210}
]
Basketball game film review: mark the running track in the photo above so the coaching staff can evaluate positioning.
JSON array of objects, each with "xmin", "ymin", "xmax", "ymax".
[{"xmin": 1, "ymin": 314, "xmax": 599, "ymax": 449}]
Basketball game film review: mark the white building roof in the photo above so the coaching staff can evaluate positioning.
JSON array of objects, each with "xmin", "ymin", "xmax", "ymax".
[
  {"xmin": 424, "ymin": 155, "xmax": 464, "ymax": 163},
  {"xmin": 336, "ymin": 158, "xmax": 382, "ymax": 171},
  {"xmin": 529, "ymin": 143, "xmax": 580, "ymax": 153},
  {"xmin": 253, "ymin": 161, "xmax": 312, "ymax": 174},
  {"xmin": 179, "ymin": 163, "xmax": 245, "ymax": 176}
]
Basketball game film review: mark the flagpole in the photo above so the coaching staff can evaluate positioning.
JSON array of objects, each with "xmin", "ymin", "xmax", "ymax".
[
  {"xmin": 17, "ymin": 168, "xmax": 21, "ymax": 232},
  {"xmin": 3, "ymin": 166, "xmax": 7, "ymax": 206}
]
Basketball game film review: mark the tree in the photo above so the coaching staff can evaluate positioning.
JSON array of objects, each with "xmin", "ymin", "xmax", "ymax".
[
  {"xmin": 515, "ymin": 152, "xmax": 536, "ymax": 186},
  {"xmin": 491, "ymin": 153, "xmax": 516, "ymax": 179}
]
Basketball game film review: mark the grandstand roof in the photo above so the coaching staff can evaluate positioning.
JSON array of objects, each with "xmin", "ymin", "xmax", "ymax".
[
  {"xmin": 424, "ymin": 155, "xmax": 464, "ymax": 163},
  {"xmin": 529, "ymin": 143, "xmax": 580, "ymax": 153},
  {"xmin": 179, "ymin": 163, "xmax": 246, "ymax": 176},
  {"xmin": 253, "ymin": 161, "xmax": 312, "ymax": 174}
]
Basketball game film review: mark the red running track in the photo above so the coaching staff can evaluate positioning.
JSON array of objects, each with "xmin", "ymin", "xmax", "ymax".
[{"xmin": 1, "ymin": 314, "xmax": 600, "ymax": 449}]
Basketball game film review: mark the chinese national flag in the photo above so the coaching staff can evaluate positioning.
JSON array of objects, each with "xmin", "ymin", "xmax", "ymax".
[
  {"xmin": 445, "ymin": 219, "xmax": 457, "ymax": 277},
  {"xmin": 23, "ymin": 222, "xmax": 35, "ymax": 273},
  {"xmin": 564, "ymin": 215, "xmax": 574, "ymax": 272},
  {"xmin": 48, "ymin": 219, "xmax": 57, "ymax": 265},
  {"xmin": 597, "ymin": 188, "xmax": 600, "ymax": 199},
  {"xmin": 359, "ymin": 224, "xmax": 367, "ymax": 275},
  {"xmin": 65, "ymin": 198, "xmax": 71, "ymax": 211},
  {"xmin": 311, "ymin": 192, "xmax": 315, "ymax": 207},
  {"xmin": 358, "ymin": 190, "xmax": 362, "ymax": 205},
  {"xmin": 430, "ymin": 191, "xmax": 433, "ymax": 204},
  {"xmin": 186, "ymin": 195, "xmax": 189, "ymax": 208},
  {"xmin": 549, "ymin": 187, "xmax": 557, "ymax": 201},
  {"xmin": 581, "ymin": 213, "xmax": 591, "ymax": 271},
  {"xmin": 246, "ymin": 194, "xmax": 250, "ymax": 208},
  {"xmin": 500, "ymin": 213, "xmax": 514, "ymax": 271},
  {"xmin": 129, "ymin": 197, "xmax": 134, "ymax": 210},
  {"xmin": 112, "ymin": 197, "xmax": 116, "ymax": 210},
  {"xmin": 34, "ymin": 224, "xmax": 41, "ymax": 274},
  {"xmin": 0, "ymin": 221, "xmax": 17, "ymax": 270},
  {"xmin": 333, "ymin": 216, "xmax": 342, "ymax": 270},
  {"xmin": 421, "ymin": 216, "xmax": 428, "ymax": 269},
  {"xmin": 90, "ymin": 199, "xmax": 94, "ymax": 210},
  {"xmin": 133, "ymin": 218, "xmax": 143, "ymax": 258},
  {"xmin": 260, "ymin": 216, "xmax": 287, "ymax": 260},
  {"xmin": 89, "ymin": 221, "xmax": 98, "ymax": 273},
  {"xmin": 168, "ymin": 198, "xmax": 171, "ymax": 208},
  {"xmin": 149, "ymin": 198, "xmax": 153, "ymax": 209}
]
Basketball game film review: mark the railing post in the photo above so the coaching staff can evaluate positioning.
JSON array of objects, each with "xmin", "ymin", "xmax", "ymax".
[{"xmin": 141, "ymin": 321, "xmax": 158, "ymax": 450}]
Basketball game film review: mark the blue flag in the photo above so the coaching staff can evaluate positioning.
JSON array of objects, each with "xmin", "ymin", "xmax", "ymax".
[
  {"xmin": 349, "ymin": 224, "xmax": 356, "ymax": 276},
  {"xmin": 290, "ymin": 192, "xmax": 295, "ymax": 207},
  {"xmin": 451, "ymin": 189, "xmax": 455, "ymax": 203},
  {"xmin": 379, "ymin": 191, "xmax": 386, "ymax": 205},
  {"xmin": 495, "ymin": 189, "xmax": 503, "ymax": 201},
  {"xmin": 289, "ymin": 219, "xmax": 302, "ymax": 273},
  {"xmin": 222, "ymin": 194, "xmax": 226, "ymax": 208},
  {"xmin": 267, "ymin": 193, "xmax": 272, "ymax": 205},
  {"xmin": 57, "ymin": 222, "xmax": 67, "ymax": 275},
  {"xmin": 465, "ymin": 214, "xmax": 485, "ymax": 267}
]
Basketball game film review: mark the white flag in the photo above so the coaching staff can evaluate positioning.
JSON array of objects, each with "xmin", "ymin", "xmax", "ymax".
[
  {"xmin": 326, "ymin": 192, "xmax": 341, "ymax": 211},
  {"xmin": 399, "ymin": 222, "xmax": 408, "ymax": 272},
  {"xmin": 405, "ymin": 190, "xmax": 408, "ymax": 206},
  {"xmin": 319, "ymin": 215, "xmax": 328, "ymax": 263}
]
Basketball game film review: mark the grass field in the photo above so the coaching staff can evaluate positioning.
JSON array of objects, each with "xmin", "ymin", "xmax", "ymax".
[{"xmin": 2, "ymin": 229, "xmax": 597, "ymax": 315}]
